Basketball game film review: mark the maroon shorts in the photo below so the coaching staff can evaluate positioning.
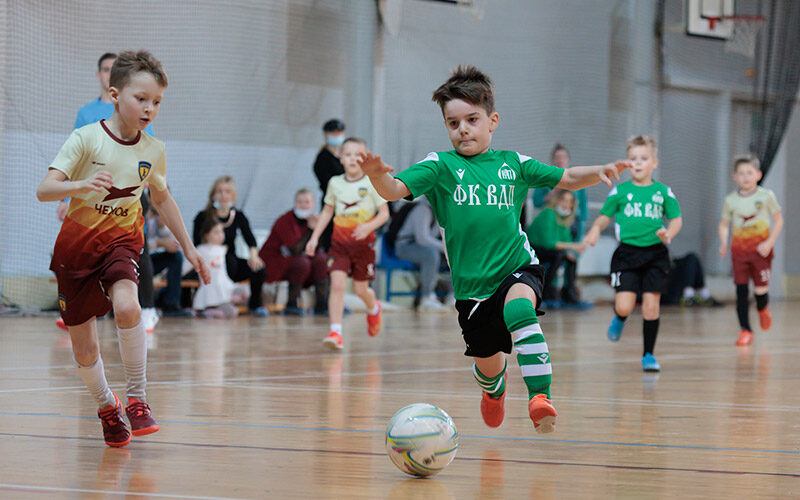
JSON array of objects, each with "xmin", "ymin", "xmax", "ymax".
[
  {"xmin": 54, "ymin": 246, "xmax": 140, "ymax": 326},
  {"xmin": 732, "ymin": 252, "xmax": 773, "ymax": 287},
  {"xmin": 327, "ymin": 241, "xmax": 375, "ymax": 281}
]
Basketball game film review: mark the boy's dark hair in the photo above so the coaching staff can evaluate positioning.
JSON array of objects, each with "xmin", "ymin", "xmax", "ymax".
[
  {"xmin": 343, "ymin": 136, "xmax": 367, "ymax": 148},
  {"xmin": 733, "ymin": 154, "xmax": 761, "ymax": 172},
  {"xmin": 110, "ymin": 50, "xmax": 168, "ymax": 90},
  {"xmin": 432, "ymin": 65, "xmax": 495, "ymax": 116},
  {"xmin": 626, "ymin": 135, "xmax": 658, "ymax": 157},
  {"xmin": 97, "ymin": 52, "xmax": 117, "ymax": 70},
  {"xmin": 323, "ymin": 119, "xmax": 345, "ymax": 132},
  {"xmin": 551, "ymin": 142, "xmax": 569, "ymax": 160}
]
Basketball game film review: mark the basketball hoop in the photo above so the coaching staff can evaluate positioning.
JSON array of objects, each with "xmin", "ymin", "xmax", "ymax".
[{"xmin": 705, "ymin": 14, "xmax": 766, "ymax": 59}]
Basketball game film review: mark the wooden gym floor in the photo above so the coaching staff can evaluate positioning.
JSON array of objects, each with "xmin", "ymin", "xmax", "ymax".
[{"xmin": 1, "ymin": 300, "xmax": 799, "ymax": 499}]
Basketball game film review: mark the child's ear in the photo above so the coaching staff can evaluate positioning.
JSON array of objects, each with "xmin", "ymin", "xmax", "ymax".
[
  {"xmin": 108, "ymin": 86, "xmax": 119, "ymax": 103},
  {"xmin": 489, "ymin": 111, "xmax": 499, "ymax": 133},
  {"xmin": 755, "ymin": 170, "xmax": 763, "ymax": 182}
]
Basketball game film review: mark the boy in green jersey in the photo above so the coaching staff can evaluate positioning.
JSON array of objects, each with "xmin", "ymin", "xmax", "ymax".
[
  {"xmin": 359, "ymin": 65, "xmax": 630, "ymax": 433},
  {"xmin": 584, "ymin": 135, "xmax": 683, "ymax": 372}
]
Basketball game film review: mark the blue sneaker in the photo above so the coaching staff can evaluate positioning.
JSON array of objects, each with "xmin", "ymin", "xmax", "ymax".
[
  {"xmin": 641, "ymin": 353, "xmax": 661, "ymax": 372},
  {"xmin": 250, "ymin": 306, "xmax": 270, "ymax": 318},
  {"xmin": 282, "ymin": 305, "xmax": 305, "ymax": 316},
  {"xmin": 607, "ymin": 316, "xmax": 625, "ymax": 342}
]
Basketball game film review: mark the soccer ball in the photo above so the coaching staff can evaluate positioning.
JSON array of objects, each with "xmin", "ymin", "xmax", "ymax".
[{"xmin": 385, "ymin": 403, "xmax": 458, "ymax": 476}]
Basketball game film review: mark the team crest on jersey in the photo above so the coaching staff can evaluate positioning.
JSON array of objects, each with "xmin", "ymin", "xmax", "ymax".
[
  {"xmin": 58, "ymin": 294, "xmax": 67, "ymax": 313},
  {"xmin": 627, "ymin": 193, "xmax": 634, "ymax": 201},
  {"xmin": 358, "ymin": 187, "xmax": 368, "ymax": 198},
  {"xmin": 138, "ymin": 161, "xmax": 151, "ymax": 181},
  {"xmin": 498, "ymin": 163, "xmax": 516, "ymax": 181},
  {"xmin": 652, "ymin": 192, "xmax": 664, "ymax": 204},
  {"xmin": 755, "ymin": 201, "xmax": 763, "ymax": 210},
  {"xmin": 327, "ymin": 257, "xmax": 335, "ymax": 269}
]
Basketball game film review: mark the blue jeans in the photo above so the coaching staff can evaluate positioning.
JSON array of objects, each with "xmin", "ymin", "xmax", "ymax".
[
  {"xmin": 395, "ymin": 242, "xmax": 442, "ymax": 296},
  {"xmin": 151, "ymin": 250, "xmax": 183, "ymax": 309}
]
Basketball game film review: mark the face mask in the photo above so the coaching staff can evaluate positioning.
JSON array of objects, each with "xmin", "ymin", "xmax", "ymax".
[
  {"xmin": 293, "ymin": 208, "xmax": 314, "ymax": 219},
  {"xmin": 213, "ymin": 201, "xmax": 231, "ymax": 210},
  {"xmin": 326, "ymin": 135, "xmax": 345, "ymax": 147},
  {"xmin": 556, "ymin": 206, "xmax": 572, "ymax": 217}
]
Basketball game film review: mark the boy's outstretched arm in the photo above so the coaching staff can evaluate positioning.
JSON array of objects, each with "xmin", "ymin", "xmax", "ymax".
[
  {"xmin": 718, "ymin": 218, "xmax": 730, "ymax": 257},
  {"xmin": 358, "ymin": 152, "xmax": 411, "ymax": 202},
  {"xmin": 583, "ymin": 215, "xmax": 612, "ymax": 247},
  {"xmin": 557, "ymin": 161, "xmax": 632, "ymax": 191},
  {"xmin": 656, "ymin": 216, "xmax": 683, "ymax": 245},
  {"xmin": 36, "ymin": 168, "xmax": 113, "ymax": 202},
  {"xmin": 149, "ymin": 185, "xmax": 211, "ymax": 285}
]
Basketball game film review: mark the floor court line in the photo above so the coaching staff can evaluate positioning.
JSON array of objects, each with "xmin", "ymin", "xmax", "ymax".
[
  {"xmin": 1, "ymin": 432, "xmax": 798, "ymax": 477},
  {"xmin": 0, "ymin": 483, "xmax": 241, "ymax": 500}
]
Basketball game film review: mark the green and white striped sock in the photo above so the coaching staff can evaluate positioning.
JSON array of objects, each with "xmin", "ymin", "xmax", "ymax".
[
  {"xmin": 472, "ymin": 361, "xmax": 506, "ymax": 399},
  {"xmin": 504, "ymin": 298, "xmax": 552, "ymax": 399}
]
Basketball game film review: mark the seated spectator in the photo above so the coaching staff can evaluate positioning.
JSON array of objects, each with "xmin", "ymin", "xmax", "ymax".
[
  {"xmin": 391, "ymin": 198, "xmax": 453, "ymax": 311},
  {"xmin": 147, "ymin": 208, "xmax": 194, "ymax": 317},
  {"xmin": 532, "ymin": 143, "xmax": 588, "ymax": 304},
  {"xmin": 194, "ymin": 220, "xmax": 240, "ymax": 319},
  {"xmin": 662, "ymin": 252, "xmax": 723, "ymax": 306},
  {"xmin": 192, "ymin": 175, "xmax": 268, "ymax": 317},
  {"xmin": 259, "ymin": 188, "xmax": 329, "ymax": 316},
  {"xmin": 526, "ymin": 189, "xmax": 588, "ymax": 307}
]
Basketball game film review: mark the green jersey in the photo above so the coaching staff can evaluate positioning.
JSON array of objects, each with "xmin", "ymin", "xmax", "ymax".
[
  {"xmin": 396, "ymin": 149, "xmax": 564, "ymax": 300},
  {"xmin": 599, "ymin": 180, "xmax": 681, "ymax": 247}
]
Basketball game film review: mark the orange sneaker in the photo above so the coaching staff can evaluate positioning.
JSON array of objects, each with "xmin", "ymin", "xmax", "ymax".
[
  {"xmin": 323, "ymin": 331, "xmax": 344, "ymax": 350},
  {"xmin": 528, "ymin": 394, "xmax": 558, "ymax": 434},
  {"xmin": 367, "ymin": 301, "xmax": 382, "ymax": 337},
  {"xmin": 735, "ymin": 329, "xmax": 754, "ymax": 346},
  {"xmin": 98, "ymin": 394, "xmax": 131, "ymax": 448},
  {"xmin": 125, "ymin": 397, "xmax": 160, "ymax": 437},
  {"xmin": 55, "ymin": 317, "xmax": 67, "ymax": 331},
  {"xmin": 480, "ymin": 379, "xmax": 506, "ymax": 428},
  {"xmin": 758, "ymin": 307, "xmax": 772, "ymax": 331}
]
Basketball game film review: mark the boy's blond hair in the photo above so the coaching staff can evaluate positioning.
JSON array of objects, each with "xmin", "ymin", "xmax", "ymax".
[
  {"xmin": 343, "ymin": 137, "xmax": 367, "ymax": 148},
  {"xmin": 733, "ymin": 154, "xmax": 761, "ymax": 172},
  {"xmin": 432, "ymin": 65, "xmax": 495, "ymax": 116},
  {"xmin": 626, "ymin": 135, "xmax": 658, "ymax": 157},
  {"xmin": 110, "ymin": 50, "xmax": 168, "ymax": 90}
]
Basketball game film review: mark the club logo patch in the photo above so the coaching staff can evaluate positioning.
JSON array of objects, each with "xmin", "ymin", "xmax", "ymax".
[
  {"xmin": 755, "ymin": 201, "xmax": 763, "ymax": 210},
  {"xmin": 138, "ymin": 161, "xmax": 152, "ymax": 181},
  {"xmin": 58, "ymin": 294, "xmax": 67, "ymax": 313},
  {"xmin": 358, "ymin": 187, "xmax": 368, "ymax": 198},
  {"xmin": 327, "ymin": 257, "xmax": 335, "ymax": 269},
  {"xmin": 498, "ymin": 163, "xmax": 516, "ymax": 181}
]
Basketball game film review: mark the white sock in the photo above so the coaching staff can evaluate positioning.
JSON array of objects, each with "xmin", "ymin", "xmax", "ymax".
[
  {"xmin": 370, "ymin": 303, "xmax": 380, "ymax": 315},
  {"xmin": 117, "ymin": 320, "xmax": 147, "ymax": 401},
  {"xmin": 330, "ymin": 323, "xmax": 342, "ymax": 335},
  {"xmin": 699, "ymin": 288, "xmax": 711, "ymax": 299},
  {"xmin": 683, "ymin": 287, "xmax": 695, "ymax": 299},
  {"xmin": 75, "ymin": 354, "xmax": 116, "ymax": 409}
]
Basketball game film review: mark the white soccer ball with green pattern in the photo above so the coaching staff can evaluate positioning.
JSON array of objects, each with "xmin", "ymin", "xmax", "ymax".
[{"xmin": 385, "ymin": 403, "xmax": 458, "ymax": 476}]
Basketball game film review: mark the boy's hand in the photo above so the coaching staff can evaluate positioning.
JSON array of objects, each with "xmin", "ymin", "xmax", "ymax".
[
  {"xmin": 352, "ymin": 223, "xmax": 371, "ymax": 241},
  {"xmin": 583, "ymin": 228, "xmax": 600, "ymax": 247},
  {"xmin": 358, "ymin": 152, "xmax": 394, "ymax": 177},
  {"xmin": 305, "ymin": 237, "xmax": 318, "ymax": 257},
  {"xmin": 574, "ymin": 240, "xmax": 587, "ymax": 253},
  {"xmin": 56, "ymin": 200, "xmax": 69, "ymax": 221},
  {"xmin": 80, "ymin": 170, "xmax": 113, "ymax": 193},
  {"xmin": 656, "ymin": 228, "xmax": 671, "ymax": 244},
  {"xmin": 719, "ymin": 243, "xmax": 728, "ymax": 258},
  {"xmin": 185, "ymin": 248, "xmax": 211, "ymax": 285},
  {"xmin": 597, "ymin": 161, "xmax": 632, "ymax": 187},
  {"xmin": 756, "ymin": 241, "xmax": 773, "ymax": 258}
]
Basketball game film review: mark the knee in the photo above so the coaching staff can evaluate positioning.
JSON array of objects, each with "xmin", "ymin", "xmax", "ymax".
[
  {"xmin": 114, "ymin": 301, "xmax": 142, "ymax": 328},
  {"xmin": 72, "ymin": 342, "xmax": 99, "ymax": 366},
  {"xmin": 615, "ymin": 302, "xmax": 635, "ymax": 317},
  {"xmin": 642, "ymin": 303, "xmax": 659, "ymax": 319},
  {"xmin": 289, "ymin": 257, "xmax": 312, "ymax": 279},
  {"xmin": 330, "ymin": 279, "xmax": 347, "ymax": 294}
]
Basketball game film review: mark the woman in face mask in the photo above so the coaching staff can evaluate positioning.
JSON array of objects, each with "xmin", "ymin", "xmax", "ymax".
[
  {"xmin": 258, "ymin": 188, "xmax": 329, "ymax": 316},
  {"xmin": 192, "ymin": 176, "xmax": 269, "ymax": 317},
  {"xmin": 312, "ymin": 119, "xmax": 346, "ymax": 251},
  {"xmin": 526, "ymin": 189, "xmax": 588, "ymax": 308}
]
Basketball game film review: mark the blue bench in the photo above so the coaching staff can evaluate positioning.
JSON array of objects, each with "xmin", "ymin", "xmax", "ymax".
[{"xmin": 377, "ymin": 234, "xmax": 421, "ymax": 301}]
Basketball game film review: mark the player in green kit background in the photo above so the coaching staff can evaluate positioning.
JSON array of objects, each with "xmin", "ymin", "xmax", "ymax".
[
  {"xmin": 584, "ymin": 135, "xmax": 682, "ymax": 372},
  {"xmin": 359, "ymin": 65, "xmax": 631, "ymax": 434}
]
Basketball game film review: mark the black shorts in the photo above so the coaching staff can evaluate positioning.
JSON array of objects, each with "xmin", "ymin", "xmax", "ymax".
[
  {"xmin": 455, "ymin": 264, "xmax": 545, "ymax": 358},
  {"xmin": 610, "ymin": 243, "xmax": 670, "ymax": 293}
]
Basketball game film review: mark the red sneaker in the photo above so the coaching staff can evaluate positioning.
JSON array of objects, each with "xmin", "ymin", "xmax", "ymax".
[
  {"xmin": 480, "ymin": 378, "xmax": 506, "ymax": 428},
  {"xmin": 125, "ymin": 397, "xmax": 160, "ymax": 437},
  {"xmin": 323, "ymin": 331, "xmax": 344, "ymax": 350},
  {"xmin": 98, "ymin": 394, "xmax": 131, "ymax": 447},
  {"xmin": 367, "ymin": 301, "xmax": 382, "ymax": 337},
  {"xmin": 528, "ymin": 394, "xmax": 558, "ymax": 434},
  {"xmin": 758, "ymin": 307, "xmax": 772, "ymax": 331},
  {"xmin": 735, "ymin": 329, "xmax": 754, "ymax": 346},
  {"xmin": 55, "ymin": 317, "xmax": 67, "ymax": 331}
]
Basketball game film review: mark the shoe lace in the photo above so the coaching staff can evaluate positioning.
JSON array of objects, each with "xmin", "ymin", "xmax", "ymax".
[
  {"xmin": 99, "ymin": 405, "xmax": 123, "ymax": 426},
  {"xmin": 127, "ymin": 401, "xmax": 151, "ymax": 418}
]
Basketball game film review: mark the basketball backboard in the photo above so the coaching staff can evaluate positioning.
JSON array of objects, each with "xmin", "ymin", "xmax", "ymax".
[{"xmin": 686, "ymin": 0, "xmax": 735, "ymax": 39}]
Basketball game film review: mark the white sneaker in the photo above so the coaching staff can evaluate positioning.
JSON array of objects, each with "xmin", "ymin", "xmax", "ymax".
[
  {"xmin": 419, "ymin": 295, "xmax": 445, "ymax": 311},
  {"xmin": 444, "ymin": 293, "xmax": 456, "ymax": 307},
  {"xmin": 143, "ymin": 308, "xmax": 159, "ymax": 333}
]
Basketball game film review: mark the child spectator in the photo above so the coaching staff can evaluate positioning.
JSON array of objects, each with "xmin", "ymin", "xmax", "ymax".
[
  {"xmin": 584, "ymin": 135, "xmax": 682, "ymax": 372},
  {"xmin": 195, "ymin": 220, "xmax": 240, "ymax": 319},
  {"xmin": 718, "ymin": 155, "xmax": 783, "ymax": 346},
  {"xmin": 306, "ymin": 137, "xmax": 390, "ymax": 350}
]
